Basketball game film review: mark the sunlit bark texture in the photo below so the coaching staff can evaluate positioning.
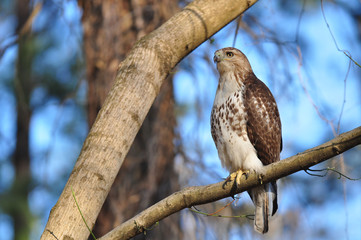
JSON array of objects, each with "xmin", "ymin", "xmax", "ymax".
[{"xmin": 79, "ymin": 0, "xmax": 180, "ymax": 238}]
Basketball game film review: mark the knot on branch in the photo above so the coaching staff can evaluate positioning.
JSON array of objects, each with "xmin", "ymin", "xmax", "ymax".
[
  {"xmin": 134, "ymin": 220, "xmax": 145, "ymax": 234},
  {"xmin": 134, "ymin": 220, "xmax": 159, "ymax": 236},
  {"xmin": 332, "ymin": 144, "xmax": 341, "ymax": 155}
]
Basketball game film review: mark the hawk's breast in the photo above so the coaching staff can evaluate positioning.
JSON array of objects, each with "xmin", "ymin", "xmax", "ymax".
[{"xmin": 211, "ymin": 88, "xmax": 262, "ymax": 173}]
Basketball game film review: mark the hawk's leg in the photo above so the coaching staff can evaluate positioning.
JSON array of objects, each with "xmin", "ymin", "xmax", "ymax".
[
  {"xmin": 223, "ymin": 169, "xmax": 250, "ymax": 188},
  {"xmin": 223, "ymin": 170, "xmax": 246, "ymax": 188},
  {"xmin": 223, "ymin": 169, "xmax": 259, "ymax": 189},
  {"xmin": 234, "ymin": 169, "xmax": 250, "ymax": 187}
]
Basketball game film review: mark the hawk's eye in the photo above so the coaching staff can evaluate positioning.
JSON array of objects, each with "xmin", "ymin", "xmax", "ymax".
[{"xmin": 226, "ymin": 52, "xmax": 234, "ymax": 57}]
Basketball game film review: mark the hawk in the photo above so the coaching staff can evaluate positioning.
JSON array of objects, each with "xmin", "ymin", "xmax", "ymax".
[{"xmin": 211, "ymin": 47, "xmax": 282, "ymax": 234}]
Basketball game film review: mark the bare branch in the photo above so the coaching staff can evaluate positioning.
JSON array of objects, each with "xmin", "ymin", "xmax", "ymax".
[{"xmin": 100, "ymin": 126, "xmax": 361, "ymax": 240}]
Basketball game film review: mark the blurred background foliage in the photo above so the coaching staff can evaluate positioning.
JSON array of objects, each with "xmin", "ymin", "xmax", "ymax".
[{"xmin": 0, "ymin": 0, "xmax": 360, "ymax": 239}]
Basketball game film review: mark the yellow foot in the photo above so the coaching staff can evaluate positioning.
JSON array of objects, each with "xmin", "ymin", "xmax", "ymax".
[
  {"xmin": 235, "ymin": 169, "xmax": 250, "ymax": 187},
  {"xmin": 223, "ymin": 171, "xmax": 239, "ymax": 188},
  {"xmin": 223, "ymin": 170, "xmax": 251, "ymax": 189},
  {"xmin": 223, "ymin": 169, "xmax": 250, "ymax": 187}
]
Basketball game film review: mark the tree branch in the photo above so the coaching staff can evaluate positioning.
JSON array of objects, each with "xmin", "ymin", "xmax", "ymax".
[{"xmin": 99, "ymin": 126, "xmax": 361, "ymax": 240}]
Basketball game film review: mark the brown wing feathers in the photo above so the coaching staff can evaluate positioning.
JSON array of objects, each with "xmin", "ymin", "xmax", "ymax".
[{"xmin": 244, "ymin": 73, "xmax": 282, "ymax": 166}]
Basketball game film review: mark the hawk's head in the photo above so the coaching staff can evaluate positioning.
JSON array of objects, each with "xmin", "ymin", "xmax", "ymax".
[{"xmin": 213, "ymin": 47, "xmax": 253, "ymax": 76}]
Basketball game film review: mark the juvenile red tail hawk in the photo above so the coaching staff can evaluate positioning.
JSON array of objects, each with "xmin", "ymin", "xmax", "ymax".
[{"xmin": 211, "ymin": 47, "xmax": 282, "ymax": 234}]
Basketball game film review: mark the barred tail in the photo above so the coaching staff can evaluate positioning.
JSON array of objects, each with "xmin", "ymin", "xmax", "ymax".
[{"xmin": 248, "ymin": 181, "xmax": 277, "ymax": 234}]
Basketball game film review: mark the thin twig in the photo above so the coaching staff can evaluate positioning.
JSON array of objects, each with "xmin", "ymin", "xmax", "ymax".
[
  {"xmin": 305, "ymin": 167, "xmax": 361, "ymax": 181},
  {"xmin": 320, "ymin": 0, "xmax": 360, "ymax": 68},
  {"xmin": 190, "ymin": 206, "xmax": 254, "ymax": 220}
]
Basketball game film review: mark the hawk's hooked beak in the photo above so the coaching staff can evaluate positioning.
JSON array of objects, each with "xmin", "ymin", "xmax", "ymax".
[{"xmin": 213, "ymin": 51, "xmax": 222, "ymax": 63}]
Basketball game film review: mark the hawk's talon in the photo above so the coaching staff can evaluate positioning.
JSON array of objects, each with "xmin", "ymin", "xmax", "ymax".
[
  {"xmin": 233, "ymin": 169, "xmax": 250, "ymax": 187},
  {"xmin": 222, "ymin": 172, "xmax": 236, "ymax": 188},
  {"xmin": 242, "ymin": 171, "xmax": 250, "ymax": 180},
  {"xmin": 258, "ymin": 174, "xmax": 264, "ymax": 185}
]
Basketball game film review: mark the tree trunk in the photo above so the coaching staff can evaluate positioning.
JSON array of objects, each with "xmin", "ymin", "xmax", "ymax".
[
  {"xmin": 10, "ymin": 0, "xmax": 33, "ymax": 239},
  {"xmin": 79, "ymin": 0, "xmax": 180, "ymax": 238}
]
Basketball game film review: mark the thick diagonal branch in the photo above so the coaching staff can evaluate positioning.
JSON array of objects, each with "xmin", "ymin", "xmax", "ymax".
[{"xmin": 100, "ymin": 126, "xmax": 361, "ymax": 240}]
